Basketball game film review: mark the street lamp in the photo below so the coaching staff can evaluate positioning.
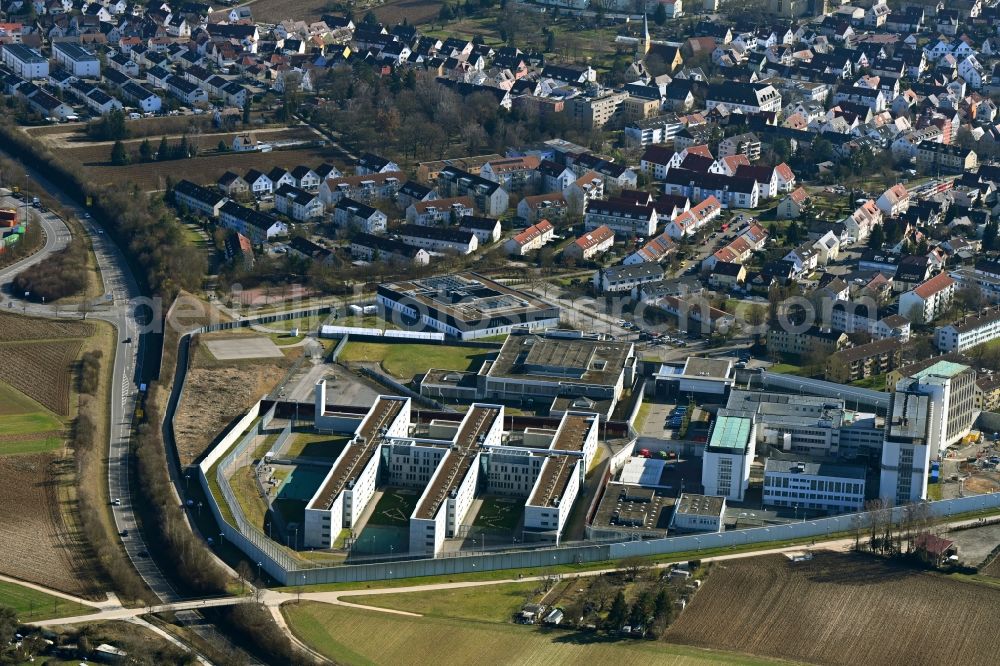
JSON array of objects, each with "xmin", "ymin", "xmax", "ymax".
[{"xmin": 257, "ymin": 561, "xmax": 263, "ymax": 582}]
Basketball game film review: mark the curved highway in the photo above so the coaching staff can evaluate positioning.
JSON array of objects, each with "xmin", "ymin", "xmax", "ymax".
[{"xmin": 0, "ymin": 184, "xmax": 178, "ymax": 601}]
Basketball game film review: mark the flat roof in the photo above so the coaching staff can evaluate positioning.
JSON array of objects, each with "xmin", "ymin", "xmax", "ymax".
[
  {"xmin": 911, "ymin": 360, "xmax": 970, "ymax": 380},
  {"xmin": 675, "ymin": 493, "xmax": 725, "ymax": 517},
  {"xmin": 529, "ymin": 456, "xmax": 577, "ymax": 508},
  {"xmin": 549, "ymin": 413, "xmax": 595, "ymax": 452},
  {"xmin": 764, "ymin": 458, "xmax": 867, "ymax": 480},
  {"xmin": 488, "ymin": 334, "xmax": 632, "ymax": 387},
  {"xmin": 378, "ymin": 272, "xmax": 555, "ymax": 330},
  {"xmin": 708, "ymin": 413, "xmax": 753, "ymax": 452},
  {"xmin": 682, "ymin": 356, "xmax": 734, "ymax": 380},
  {"xmin": 414, "ymin": 405, "xmax": 500, "ymax": 519},
  {"xmin": 314, "ymin": 397, "xmax": 406, "ymax": 509}
]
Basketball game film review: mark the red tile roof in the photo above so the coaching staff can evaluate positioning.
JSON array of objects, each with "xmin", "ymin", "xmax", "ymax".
[{"xmin": 912, "ymin": 272, "xmax": 955, "ymax": 299}]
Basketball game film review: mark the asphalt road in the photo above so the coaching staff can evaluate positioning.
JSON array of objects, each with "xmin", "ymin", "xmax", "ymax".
[{"xmin": 0, "ymin": 168, "xmax": 262, "ymax": 664}]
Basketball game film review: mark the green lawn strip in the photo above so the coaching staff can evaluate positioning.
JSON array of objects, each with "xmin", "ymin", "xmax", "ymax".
[
  {"xmin": 230, "ymin": 465, "xmax": 267, "ymax": 529},
  {"xmin": 282, "ymin": 602, "xmax": 787, "ymax": 666},
  {"xmin": 633, "ymin": 401, "xmax": 653, "ymax": 430},
  {"xmin": 349, "ymin": 581, "xmax": 537, "ymax": 622},
  {"xmin": 284, "ymin": 432, "xmax": 352, "ymax": 459},
  {"xmin": 0, "ymin": 581, "xmax": 95, "ymax": 621},
  {"xmin": 339, "ymin": 342, "xmax": 490, "ymax": 380}
]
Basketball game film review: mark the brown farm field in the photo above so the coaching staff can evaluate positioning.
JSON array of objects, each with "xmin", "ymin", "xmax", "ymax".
[
  {"xmin": 0, "ymin": 454, "xmax": 100, "ymax": 597},
  {"xmin": 664, "ymin": 552, "xmax": 1000, "ymax": 666},
  {"xmin": 0, "ymin": 312, "xmax": 93, "ymax": 416},
  {"xmin": 0, "ymin": 340, "xmax": 84, "ymax": 416}
]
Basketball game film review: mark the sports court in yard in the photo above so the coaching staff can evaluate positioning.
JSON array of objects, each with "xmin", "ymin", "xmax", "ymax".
[
  {"xmin": 271, "ymin": 464, "xmax": 329, "ymax": 527},
  {"xmin": 205, "ymin": 336, "xmax": 284, "ymax": 360}
]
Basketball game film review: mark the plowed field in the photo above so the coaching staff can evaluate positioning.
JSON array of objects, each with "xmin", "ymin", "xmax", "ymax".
[{"xmin": 665, "ymin": 552, "xmax": 1000, "ymax": 666}]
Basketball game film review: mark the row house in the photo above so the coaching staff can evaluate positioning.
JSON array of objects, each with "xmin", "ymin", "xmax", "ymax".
[
  {"xmin": 437, "ymin": 166, "xmax": 509, "ymax": 216},
  {"xmin": 583, "ymin": 200, "xmax": 657, "ymax": 239},
  {"xmin": 841, "ymin": 199, "xmax": 883, "ymax": 241},
  {"xmin": 173, "ymin": 179, "xmax": 227, "ymax": 218},
  {"xmin": 332, "ymin": 198, "xmax": 387, "ymax": 234},
  {"xmin": 665, "ymin": 196, "xmax": 724, "ymax": 239},
  {"xmin": 120, "ymin": 81, "xmax": 161, "ymax": 112},
  {"xmin": 505, "ymin": 219, "xmax": 555, "ymax": 256},
  {"xmin": 218, "ymin": 201, "xmax": 288, "ymax": 244},
  {"xmin": 623, "ymin": 232, "xmax": 677, "ymax": 266},
  {"xmin": 395, "ymin": 224, "xmax": 478, "ymax": 255},
  {"xmin": 702, "ymin": 223, "xmax": 768, "ymax": 269},
  {"xmin": 274, "ymin": 184, "xmax": 323, "ymax": 221},
  {"xmin": 564, "ymin": 225, "xmax": 615, "ymax": 262},
  {"xmin": 406, "ymin": 196, "xmax": 475, "ymax": 226},
  {"xmin": 351, "ymin": 232, "xmax": 430, "ymax": 266},
  {"xmin": 164, "ymin": 74, "xmax": 207, "ymax": 104},
  {"xmin": 318, "ymin": 171, "xmax": 404, "ymax": 207}
]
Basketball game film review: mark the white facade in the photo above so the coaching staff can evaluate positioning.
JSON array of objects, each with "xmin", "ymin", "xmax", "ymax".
[
  {"xmin": 701, "ymin": 414, "xmax": 756, "ymax": 501},
  {"xmin": 53, "ymin": 42, "xmax": 100, "ymax": 77},
  {"xmin": 935, "ymin": 310, "xmax": 1000, "ymax": 352},
  {"xmin": 763, "ymin": 460, "xmax": 866, "ymax": 513}
]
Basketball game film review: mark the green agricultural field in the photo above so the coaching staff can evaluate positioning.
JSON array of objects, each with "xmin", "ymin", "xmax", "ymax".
[
  {"xmin": 0, "ymin": 381, "xmax": 65, "ymax": 455},
  {"xmin": 284, "ymin": 603, "xmax": 787, "ymax": 666},
  {"xmin": 473, "ymin": 496, "xmax": 522, "ymax": 532},
  {"xmin": 0, "ymin": 580, "xmax": 94, "ymax": 621},
  {"xmin": 339, "ymin": 342, "xmax": 492, "ymax": 380}
]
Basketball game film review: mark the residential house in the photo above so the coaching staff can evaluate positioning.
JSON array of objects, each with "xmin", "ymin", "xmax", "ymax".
[
  {"xmin": 583, "ymin": 200, "xmax": 657, "ymax": 238},
  {"xmin": 777, "ymin": 187, "xmax": 810, "ymax": 219},
  {"xmin": 173, "ymin": 179, "xmax": 227, "ymax": 218},
  {"xmin": 595, "ymin": 264, "xmax": 664, "ymax": 293},
  {"xmin": 564, "ymin": 225, "xmax": 615, "ymax": 262},
  {"xmin": 319, "ymin": 171, "xmax": 404, "ymax": 206},
  {"xmin": 351, "ymin": 232, "xmax": 430, "ymax": 266},
  {"xmin": 406, "ymin": 197, "xmax": 475, "ymax": 226},
  {"xmin": 218, "ymin": 202, "xmax": 288, "ymax": 244},
  {"xmin": 396, "ymin": 224, "xmax": 478, "ymax": 255},
  {"xmin": 458, "ymin": 215, "xmax": 502, "ymax": 244},
  {"xmin": 899, "ymin": 272, "xmax": 956, "ymax": 323},
  {"xmin": 333, "ymin": 198, "xmax": 387, "ymax": 234},
  {"xmin": 825, "ymin": 338, "xmax": 901, "ymax": 384},
  {"xmin": 505, "ymin": 219, "xmax": 555, "ymax": 256},
  {"xmin": 274, "ymin": 184, "xmax": 323, "ymax": 221}
]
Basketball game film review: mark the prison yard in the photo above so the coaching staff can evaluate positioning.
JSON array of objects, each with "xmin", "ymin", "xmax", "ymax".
[{"xmin": 337, "ymin": 341, "xmax": 492, "ymax": 382}]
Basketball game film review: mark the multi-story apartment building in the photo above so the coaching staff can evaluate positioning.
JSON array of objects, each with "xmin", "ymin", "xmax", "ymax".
[
  {"xmin": 915, "ymin": 140, "xmax": 978, "ymax": 173},
  {"xmin": 825, "ymin": 338, "xmax": 902, "ymax": 384},
  {"xmin": 899, "ymin": 272, "xmax": 955, "ymax": 324},
  {"xmin": 583, "ymin": 200, "xmax": 657, "ymax": 238},
  {"xmin": 935, "ymin": 308, "xmax": 1000, "ymax": 352}
]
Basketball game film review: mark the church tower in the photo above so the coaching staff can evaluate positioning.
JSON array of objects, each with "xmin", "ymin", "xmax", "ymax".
[{"xmin": 640, "ymin": 13, "xmax": 651, "ymax": 56}]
